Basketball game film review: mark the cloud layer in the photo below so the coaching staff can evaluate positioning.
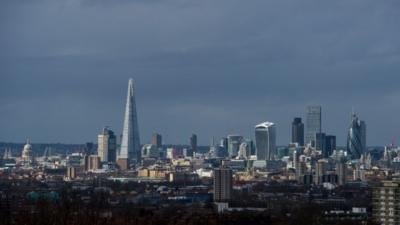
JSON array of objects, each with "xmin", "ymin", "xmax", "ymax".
[{"xmin": 1, "ymin": 0, "xmax": 400, "ymax": 145}]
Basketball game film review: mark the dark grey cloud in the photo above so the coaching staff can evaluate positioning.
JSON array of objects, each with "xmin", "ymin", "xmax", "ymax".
[{"xmin": 1, "ymin": 0, "xmax": 400, "ymax": 146}]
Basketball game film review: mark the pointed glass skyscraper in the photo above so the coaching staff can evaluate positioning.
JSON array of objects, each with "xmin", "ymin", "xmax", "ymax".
[{"xmin": 118, "ymin": 79, "xmax": 141, "ymax": 166}]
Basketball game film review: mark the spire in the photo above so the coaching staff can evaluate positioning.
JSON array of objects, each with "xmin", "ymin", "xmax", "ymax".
[{"xmin": 119, "ymin": 78, "xmax": 141, "ymax": 163}]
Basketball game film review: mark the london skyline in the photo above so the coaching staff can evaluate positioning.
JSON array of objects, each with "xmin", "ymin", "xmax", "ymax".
[{"xmin": 1, "ymin": 0, "xmax": 400, "ymax": 146}]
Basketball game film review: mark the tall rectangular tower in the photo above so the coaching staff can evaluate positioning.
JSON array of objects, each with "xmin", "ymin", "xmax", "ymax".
[
  {"xmin": 118, "ymin": 79, "xmax": 141, "ymax": 168},
  {"xmin": 97, "ymin": 127, "xmax": 117, "ymax": 163},
  {"xmin": 190, "ymin": 134, "xmax": 197, "ymax": 155},
  {"xmin": 213, "ymin": 167, "xmax": 233, "ymax": 202},
  {"xmin": 305, "ymin": 106, "xmax": 322, "ymax": 146},
  {"xmin": 151, "ymin": 133, "xmax": 162, "ymax": 148},
  {"xmin": 291, "ymin": 117, "xmax": 304, "ymax": 146}
]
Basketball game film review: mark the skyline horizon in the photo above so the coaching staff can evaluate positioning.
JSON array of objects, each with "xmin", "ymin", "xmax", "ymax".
[{"xmin": 0, "ymin": 78, "xmax": 388, "ymax": 147}]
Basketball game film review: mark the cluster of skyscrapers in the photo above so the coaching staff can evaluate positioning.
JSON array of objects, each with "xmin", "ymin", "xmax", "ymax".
[{"xmin": 91, "ymin": 78, "xmax": 368, "ymax": 172}]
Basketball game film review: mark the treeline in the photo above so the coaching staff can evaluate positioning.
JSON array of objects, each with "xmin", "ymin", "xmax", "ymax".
[{"xmin": 0, "ymin": 198, "xmax": 379, "ymax": 225}]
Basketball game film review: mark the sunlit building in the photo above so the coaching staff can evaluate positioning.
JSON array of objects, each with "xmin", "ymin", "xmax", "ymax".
[{"xmin": 255, "ymin": 122, "xmax": 276, "ymax": 161}]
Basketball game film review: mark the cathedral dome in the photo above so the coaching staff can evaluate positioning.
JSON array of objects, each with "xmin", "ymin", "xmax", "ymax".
[
  {"xmin": 22, "ymin": 139, "xmax": 34, "ymax": 163},
  {"xmin": 23, "ymin": 143, "xmax": 32, "ymax": 151}
]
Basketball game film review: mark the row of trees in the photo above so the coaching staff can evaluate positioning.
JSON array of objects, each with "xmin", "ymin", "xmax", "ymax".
[{"xmin": 0, "ymin": 194, "xmax": 379, "ymax": 225}]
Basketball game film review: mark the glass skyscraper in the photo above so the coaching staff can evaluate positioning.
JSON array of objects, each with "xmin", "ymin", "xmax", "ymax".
[
  {"xmin": 324, "ymin": 135, "xmax": 336, "ymax": 158},
  {"xmin": 292, "ymin": 117, "xmax": 304, "ymax": 146},
  {"xmin": 255, "ymin": 121, "xmax": 276, "ymax": 161},
  {"xmin": 118, "ymin": 79, "xmax": 141, "ymax": 166},
  {"xmin": 305, "ymin": 106, "xmax": 322, "ymax": 146},
  {"xmin": 347, "ymin": 113, "xmax": 366, "ymax": 159}
]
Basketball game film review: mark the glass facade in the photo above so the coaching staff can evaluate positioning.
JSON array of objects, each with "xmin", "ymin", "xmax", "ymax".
[
  {"xmin": 119, "ymin": 79, "xmax": 141, "ymax": 163},
  {"xmin": 305, "ymin": 106, "xmax": 322, "ymax": 146},
  {"xmin": 255, "ymin": 122, "xmax": 276, "ymax": 161}
]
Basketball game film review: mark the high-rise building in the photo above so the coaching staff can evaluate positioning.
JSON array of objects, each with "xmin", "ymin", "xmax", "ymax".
[
  {"xmin": 255, "ymin": 122, "xmax": 276, "ymax": 161},
  {"xmin": 305, "ymin": 106, "xmax": 322, "ymax": 146},
  {"xmin": 315, "ymin": 132, "xmax": 326, "ymax": 152},
  {"xmin": 219, "ymin": 137, "xmax": 228, "ymax": 157},
  {"xmin": 213, "ymin": 166, "xmax": 233, "ymax": 202},
  {"xmin": 336, "ymin": 161, "xmax": 347, "ymax": 186},
  {"xmin": 190, "ymin": 134, "xmax": 197, "ymax": 154},
  {"xmin": 151, "ymin": 133, "xmax": 162, "ymax": 149},
  {"xmin": 118, "ymin": 79, "xmax": 141, "ymax": 167},
  {"xmin": 227, "ymin": 135, "xmax": 243, "ymax": 158},
  {"xmin": 325, "ymin": 135, "xmax": 336, "ymax": 158},
  {"xmin": 97, "ymin": 127, "xmax": 117, "ymax": 163},
  {"xmin": 373, "ymin": 181, "xmax": 400, "ymax": 225},
  {"xmin": 292, "ymin": 118, "xmax": 304, "ymax": 146},
  {"xmin": 84, "ymin": 142, "xmax": 94, "ymax": 155},
  {"xmin": 347, "ymin": 113, "xmax": 366, "ymax": 159}
]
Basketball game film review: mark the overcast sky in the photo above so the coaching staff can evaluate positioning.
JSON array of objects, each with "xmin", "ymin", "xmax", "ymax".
[{"xmin": 1, "ymin": 0, "xmax": 400, "ymax": 146}]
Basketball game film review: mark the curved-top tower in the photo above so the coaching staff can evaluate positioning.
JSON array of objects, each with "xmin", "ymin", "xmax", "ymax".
[
  {"xmin": 118, "ymin": 79, "xmax": 141, "ymax": 168},
  {"xmin": 255, "ymin": 121, "xmax": 276, "ymax": 161},
  {"xmin": 347, "ymin": 113, "xmax": 366, "ymax": 159}
]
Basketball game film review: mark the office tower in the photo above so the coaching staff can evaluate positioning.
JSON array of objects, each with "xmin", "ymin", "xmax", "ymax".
[
  {"xmin": 227, "ymin": 135, "xmax": 243, "ymax": 158},
  {"xmin": 373, "ymin": 181, "xmax": 400, "ymax": 225},
  {"xmin": 305, "ymin": 106, "xmax": 322, "ymax": 146},
  {"xmin": 213, "ymin": 166, "xmax": 233, "ymax": 202},
  {"xmin": 315, "ymin": 159, "xmax": 327, "ymax": 185},
  {"xmin": 244, "ymin": 139, "xmax": 253, "ymax": 157},
  {"xmin": 97, "ymin": 127, "xmax": 117, "ymax": 163},
  {"xmin": 84, "ymin": 142, "xmax": 94, "ymax": 155},
  {"xmin": 315, "ymin": 132, "xmax": 326, "ymax": 152},
  {"xmin": 118, "ymin": 78, "xmax": 141, "ymax": 168},
  {"xmin": 324, "ymin": 135, "xmax": 336, "ymax": 158},
  {"xmin": 151, "ymin": 133, "xmax": 162, "ymax": 148},
  {"xmin": 248, "ymin": 139, "xmax": 256, "ymax": 155},
  {"xmin": 67, "ymin": 167, "xmax": 76, "ymax": 180},
  {"xmin": 190, "ymin": 134, "xmax": 197, "ymax": 154},
  {"xmin": 336, "ymin": 161, "xmax": 347, "ymax": 186},
  {"xmin": 218, "ymin": 137, "xmax": 228, "ymax": 157},
  {"xmin": 141, "ymin": 144, "xmax": 159, "ymax": 159},
  {"xmin": 255, "ymin": 122, "xmax": 276, "ymax": 161},
  {"xmin": 347, "ymin": 113, "xmax": 366, "ymax": 159},
  {"xmin": 292, "ymin": 117, "xmax": 304, "ymax": 146},
  {"xmin": 220, "ymin": 137, "xmax": 228, "ymax": 150}
]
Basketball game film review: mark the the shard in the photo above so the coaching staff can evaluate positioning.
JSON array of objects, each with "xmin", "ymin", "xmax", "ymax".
[{"xmin": 118, "ymin": 79, "xmax": 141, "ymax": 166}]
